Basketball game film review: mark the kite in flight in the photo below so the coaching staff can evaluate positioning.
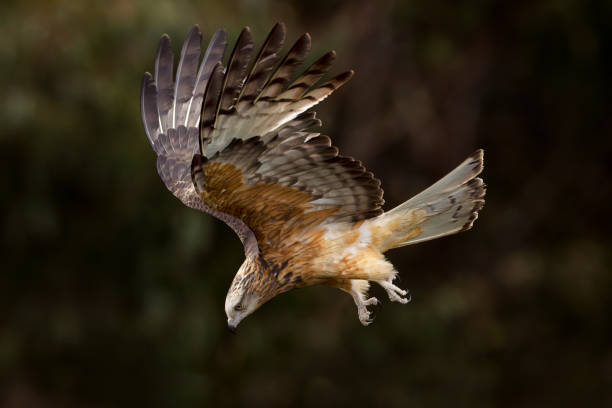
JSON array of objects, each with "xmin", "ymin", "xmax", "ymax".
[{"xmin": 140, "ymin": 23, "xmax": 485, "ymax": 330}]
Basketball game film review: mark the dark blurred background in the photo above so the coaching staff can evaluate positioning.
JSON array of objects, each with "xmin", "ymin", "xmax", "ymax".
[{"xmin": 1, "ymin": 0, "xmax": 611, "ymax": 406}]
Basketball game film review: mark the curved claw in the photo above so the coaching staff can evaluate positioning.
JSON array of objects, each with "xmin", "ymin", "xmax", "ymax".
[
  {"xmin": 363, "ymin": 297, "xmax": 379, "ymax": 306},
  {"xmin": 356, "ymin": 296, "xmax": 379, "ymax": 325},
  {"xmin": 378, "ymin": 278, "xmax": 410, "ymax": 304}
]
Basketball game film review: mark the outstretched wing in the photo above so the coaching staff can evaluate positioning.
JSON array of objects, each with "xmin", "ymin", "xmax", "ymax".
[
  {"xmin": 141, "ymin": 24, "xmax": 352, "ymax": 209},
  {"xmin": 141, "ymin": 25, "xmax": 226, "ymax": 210},
  {"xmin": 141, "ymin": 24, "xmax": 357, "ymax": 254},
  {"xmin": 191, "ymin": 118, "xmax": 384, "ymax": 257}
]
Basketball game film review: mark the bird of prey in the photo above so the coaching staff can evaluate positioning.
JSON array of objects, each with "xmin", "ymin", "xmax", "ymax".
[{"xmin": 140, "ymin": 23, "xmax": 485, "ymax": 330}]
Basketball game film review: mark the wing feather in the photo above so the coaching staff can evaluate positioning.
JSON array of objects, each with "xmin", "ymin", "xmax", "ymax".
[
  {"xmin": 143, "ymin": 28, "xmax": 227, "ymax": 213},
  {"xmin": 191, "ymin": 127, "xmax": 385, "ymax": 254},
  {"xmin": 185, "ymin": 28, "xmax": 227, "ymax": 128},
  {"xmin": 154, "ymin": 34, "xmax": 174, "ymax": 134},
  {"xmin": 201, "ymin": 29, "xmax": 352, "ymax": 158},
  {"xmin": 239, "ymin": 23, "xmax": 286, "ymax": 103},
  {"xmin": 256, "ymin": 33, "xmax": 311, "ymax": 102},
  {"xmin": 140, "ymin": 72, "xmax": 160, "ymax": 147},
  {"xmin": 172, "ymin": 25, "xmax": 202, "ymax": 128},
  {"xmin": 277, "ymin": 50, "xmax": 336, "ymax": 100},
  {"xmin": 200, "ymin": 62, "xmax": 225, "ymax": 143},
  {"xmin": 215, "ymin": 27, "xmax": 254, "ymax": 121}
]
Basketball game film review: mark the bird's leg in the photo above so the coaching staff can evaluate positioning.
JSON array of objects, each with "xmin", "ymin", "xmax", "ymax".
[
  {"xmin": 332, "ymin": 279, "xmax": 379, "ymax": 325},
  {"xmin": 377, "ymin": 275, "xmax": 411, "ymax": 304},
  {"xmin": 351, "ymin": 288, "xmax": 379, "ymax": 326}
]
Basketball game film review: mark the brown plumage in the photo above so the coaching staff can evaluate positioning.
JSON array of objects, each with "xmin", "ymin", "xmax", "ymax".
[{"xmin": 140, "ymin": 24, "xmax": 486, "ymax": 329}]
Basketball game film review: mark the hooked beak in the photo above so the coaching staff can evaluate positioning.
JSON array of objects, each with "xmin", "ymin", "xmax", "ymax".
[{"xmin": 227, "ymin": 320, "xmax": 238, "ymax": 334}]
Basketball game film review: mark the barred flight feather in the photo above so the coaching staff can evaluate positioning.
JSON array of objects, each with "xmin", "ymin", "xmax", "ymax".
[
  {"xmin": 185, "ymin": 28, "xmax": 226, "ymax": 128},
  {"xmin": 239, "ymin": 23, "xmax": 286, "ymax": 102},
  {"xmin": 215, "ymin": 27, "xmax": 254, "ymax": 119},
  {"xmin": 154, "ymin": 34, "xmax": 174, "ymax": 134},
  {"xmin": 172, "ymin": 26, "xmax": 201, "ymax": 128}
]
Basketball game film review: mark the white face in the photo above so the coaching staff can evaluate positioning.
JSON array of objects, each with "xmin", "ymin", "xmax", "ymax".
[{"xmin": 225, "ymin": 261, "xmax": 260, "ymax": 332}]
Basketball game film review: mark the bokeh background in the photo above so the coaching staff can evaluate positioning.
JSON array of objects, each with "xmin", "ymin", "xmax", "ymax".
[{"xmin": 2, "ymin": 0, "xmax": 611, "ymax": 406}]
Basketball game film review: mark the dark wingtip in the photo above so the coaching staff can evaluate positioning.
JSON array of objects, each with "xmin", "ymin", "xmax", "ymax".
[
  {"xmin": 337, "ymin": 70, "xmax": 355, "ymax": 83},
  {"xmin": 156, "ymin": 34, "xmax": 172, "ymax": 65},
  {"xmin": 461, "ymin": 199, "xmax": 486, "ymax": 232},
  {"xmin": 140, "ymin": 72, "xmax": 154, "ymax": 98},
  {"xmin": 313, "ymin": 50, "xmax": 336, "ymax": 68},
  {"xmin": 466, "ymin": 148, "xmax": 484, "ymax": 175},
  {"xmin": 273, "ymin": 21, "xmax": 286, "ymax": 32},
  {"xmin": 299, "ymin": 33, "xmax": 312, "ymax": 52},
  {"xmin": 236, "ymin": 26, "xmax": 254, "ymax": 47},
  {"xmin": 187, "ymin": 24, "xmax": 201, "ymax": 35}
]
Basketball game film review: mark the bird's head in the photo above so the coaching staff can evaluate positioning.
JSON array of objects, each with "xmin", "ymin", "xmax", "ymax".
[{"xmin": 225, "ymin": 257, "xmax": 269, "ymax": 332}]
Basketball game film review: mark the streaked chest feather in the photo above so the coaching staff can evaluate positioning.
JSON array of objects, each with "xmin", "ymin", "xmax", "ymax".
[{"xmin": 280, "ymin": 219, "xmax": 385, "ymax": 282}]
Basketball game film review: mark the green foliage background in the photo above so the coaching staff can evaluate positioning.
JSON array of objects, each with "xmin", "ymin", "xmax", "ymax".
[{"xmin": 1, "ymin": 0, "xmax": 611, "ymax": 406}]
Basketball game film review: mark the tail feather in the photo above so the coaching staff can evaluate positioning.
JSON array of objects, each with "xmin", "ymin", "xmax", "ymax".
[{"xmin": 377, "ymin": 150, "xmax": 485, "ymax": 251}]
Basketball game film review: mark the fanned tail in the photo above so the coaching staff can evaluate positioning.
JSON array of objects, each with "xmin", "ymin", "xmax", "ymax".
[{"xmin": 375, "ymin": 150, "xmax": 486, "ymax": 252}]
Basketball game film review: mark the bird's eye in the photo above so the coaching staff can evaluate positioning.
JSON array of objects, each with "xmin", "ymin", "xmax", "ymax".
[{"xmin": 234, "ymin": 304, "xmax": 243, "ymax": 311}]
